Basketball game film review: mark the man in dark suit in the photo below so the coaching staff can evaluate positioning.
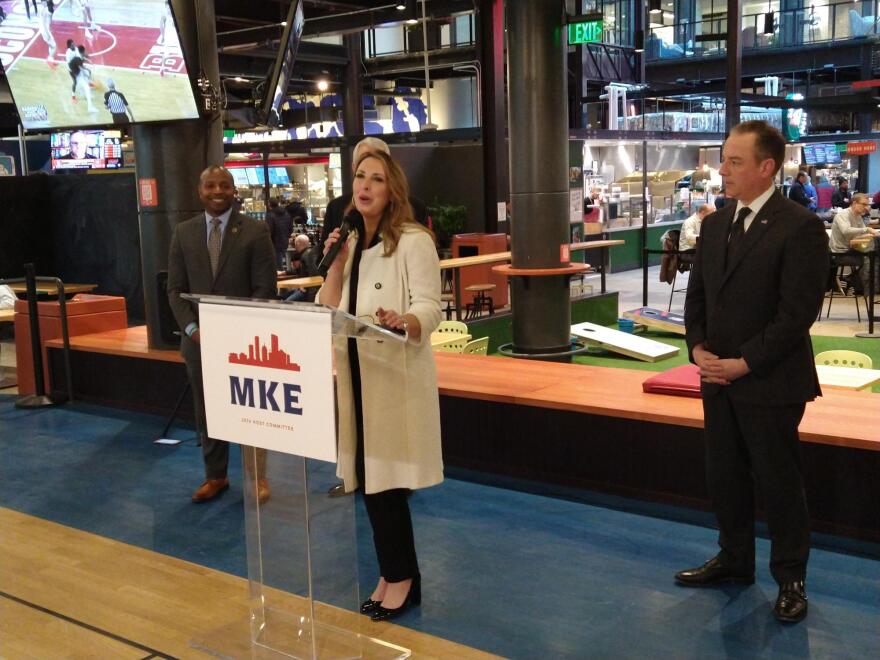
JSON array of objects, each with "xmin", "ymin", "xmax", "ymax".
[
  {"xmin": 678, "ymin": 121, "xmax": 828, "ymax": 624},
  {"xmin": 788, "ymin": 171, "xmax": 811, "ymax": 208},
  {"xmin": 320, "ymin": 137, "xmax": 428, "ymax": 243},
  {"xmin": 167, "ymin": 166, "xmax": 278, "ymax": 503}
]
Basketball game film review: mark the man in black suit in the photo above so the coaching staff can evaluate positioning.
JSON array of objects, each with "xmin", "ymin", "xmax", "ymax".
[
  {"xmin": 678, "ymin": 121, "xmax": 828, "ymax": 623},
  {"xmin": 320, "ymin": 137, "xmax": 428, "ymax": 243},
  {"xmin": 167, "ymin": 166, "xmax": 278, "ymax": 503},
  {"xmin": 788, "ymin": 171, "xmax": 811, "ymax": 208}
]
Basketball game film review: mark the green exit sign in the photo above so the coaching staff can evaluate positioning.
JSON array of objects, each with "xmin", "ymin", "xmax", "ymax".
[{"xmin": 568, "ymin": 19, "xmax": 603, "ymax": 45}]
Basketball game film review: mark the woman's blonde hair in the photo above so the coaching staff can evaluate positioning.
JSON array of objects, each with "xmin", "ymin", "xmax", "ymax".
[{"xmin": 346, "ymin": 149, "xmax": 434, "ymax": 256}]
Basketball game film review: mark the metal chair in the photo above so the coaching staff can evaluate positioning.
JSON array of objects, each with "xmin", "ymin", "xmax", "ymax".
[
  {"xmin": 815, "ymin": 350, "xmax": 872, "ymax": 369},
  {"xmin": 462, "ymin": 337, "xmax": 489, "ymax": 355}
]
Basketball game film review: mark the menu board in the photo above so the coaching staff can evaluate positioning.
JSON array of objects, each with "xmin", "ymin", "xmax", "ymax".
[
  {"xmin": 803, "ymin": 143, "xmax": 842, "ymax": 165},
  {"xmin": 269, "ymin": 167, "xmax": 290, "ymax": 185},
  {"xmin": 230, "ymin": 168, "xmax": 249, "ymax": 186}
]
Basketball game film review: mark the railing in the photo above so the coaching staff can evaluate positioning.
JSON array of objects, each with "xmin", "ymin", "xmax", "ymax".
[
  {"xmin": 646, "ymin": 0, "xmax": 879, "ymax": 62},
  {"xmin": 364, "ymin": 13, "xmax": 475, "ymax": 59}
]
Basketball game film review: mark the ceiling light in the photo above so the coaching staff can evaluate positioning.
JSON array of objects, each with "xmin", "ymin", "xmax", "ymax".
[
  {"xmin": 649, "ymin": 0, "xmax": 662, "ymax": 14},
  {"xmin": 316, "ymin": 79, "xmax": 329, "ymax": 91},
  {"xmin": 280, "ymin": 21, "xmax": 287, "ymax": 27},
  {"xmin": 233, "ymin": 76, "xmax": 247, "ymax": 83},
  {"xmin": 396, "ymin": 3, "xmax": 405, "ymax": 9},
  {"xmin": 406, "ymin": 18, "xmax": 418, "ymax": 25}
]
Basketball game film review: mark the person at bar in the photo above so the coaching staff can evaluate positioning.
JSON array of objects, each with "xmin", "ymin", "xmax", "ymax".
[{"xmin": 316, "ymin": 149, "xmax": 442, "ymax": 622}]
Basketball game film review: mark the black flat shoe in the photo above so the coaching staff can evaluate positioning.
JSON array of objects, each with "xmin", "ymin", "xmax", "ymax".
[
  {"xmin": 370, "ymin": 577, "xmax": 421, "ymax": 622},
  {"xmin": 360, "ymin": 598, "xmax": 381, "ymax": 614},
  {"xmin": 675, "ymin": 555, "xmax": 755, "ymax": 587},
  {"xmin": 774, "ymin": 581, "xmax": 808, "ymax": 623}
]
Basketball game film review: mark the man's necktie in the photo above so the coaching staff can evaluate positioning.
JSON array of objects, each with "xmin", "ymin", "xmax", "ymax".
[
  {"xmin": 208, "ymin": 217, "xmax": 222, "ymax": 276},
  {"xmin": 726, "ymin": 206, "xmax": 751, "ymax": 266}
]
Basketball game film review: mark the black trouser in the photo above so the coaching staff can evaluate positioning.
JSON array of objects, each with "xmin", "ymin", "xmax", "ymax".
[
  {"xmin": 702, "ymin": 390, "xmax": 809, "ymax": 584},
  {"xmin": 182, "ymin": 336, "xmax": 265, "ymax": 480},
  {"xmin": 349, "ymin": 337, "xmax": 419, "ymax": 583}
]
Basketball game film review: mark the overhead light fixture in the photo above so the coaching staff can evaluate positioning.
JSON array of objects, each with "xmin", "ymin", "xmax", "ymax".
[
  {"xmin": 649, "ymin": 0, "xmax": 662, "ymax": 14},
  {"xmin": 396, "ymin": 3, "xmax": 405, "ymax": 9},
  {"xmin": 406, "ymin": 18, "xmax": 418, "ymax": 25},
  {"xmin": 316, "ymin": 79, "xmax": 329, "ymax": 92},
  {"xmin": 763, "ymin": 11, "xmax": 775, "ymax": 35},
  {"xmin": 233, "ymin": 76, "xmax": 247, "ymax": 83},
  {"xmin": 634, "ymin": 30, "xmax": 644, "ymax": 53}
]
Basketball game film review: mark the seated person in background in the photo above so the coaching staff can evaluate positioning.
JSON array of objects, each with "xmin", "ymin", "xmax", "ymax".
[
  {"xmin": 829, "ymin": 193, "xmax": 879, "ymax": 295},
  {"xmin": 678, "ymin": 204, "xmax": 716, "ymax": 252},
  {"xmin": 284, "ymin": 234, "xmax": 321, "ymax": 302},
  {"xmin": 831, "ymin": 178, "xmax": 852, "ymax": 210},
  {"xmin": 788, "ymin": 172, "xmax": 812, "ymax": 208}
]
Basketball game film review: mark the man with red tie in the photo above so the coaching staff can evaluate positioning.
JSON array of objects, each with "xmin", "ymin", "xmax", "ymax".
[
  {"xmin": 167, "ymin": 166, "xmax": 276, "ymax": 503},
  {"xmin": 679, "ymin": 121, "xmax": 828, "ymax": 623}
]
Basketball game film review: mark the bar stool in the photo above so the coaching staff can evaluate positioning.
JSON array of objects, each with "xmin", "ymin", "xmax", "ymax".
[
  {"xmin": 465, "ymin": 284, "xmax": 495, "ymax": 319},
  {"xmin": 823, "ymin": 253, "xmax": 865, "ymax": 322}
]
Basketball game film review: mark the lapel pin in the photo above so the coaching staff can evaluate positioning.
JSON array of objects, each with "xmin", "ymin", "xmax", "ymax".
[
  {"xmin": 761, "ymin": 219, "xmax": 768, "ymax": 224},
  {"xmin": 232, "ymin": 227, "xmax": 239, "ymax": 234}
]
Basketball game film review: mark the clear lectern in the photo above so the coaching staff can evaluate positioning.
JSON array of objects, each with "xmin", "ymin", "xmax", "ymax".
[{"xmin": 183, "ymin": 296, "xmax": 410, "ymax": 659}]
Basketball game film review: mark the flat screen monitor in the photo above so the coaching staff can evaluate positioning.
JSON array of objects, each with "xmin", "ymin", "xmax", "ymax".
[
  {"xmin": 261, "ymin": 0, "xmax": 304, "ymax": 128},
  {"xmin": 803, "ymin": 143, "xmax": 842, "ymax": 165},
  {"xmin": 0, "ymin": 0, "xmax": 200, "ymax": 130},
  {"xmin": 269, "ymin": 166, "xmax": 289, "ymax": 185},
  {"xmin": 230, "ymin": 168, "xmax": 249, "ymax": 186},
  {"xmin": 244, "ymin": 168, "xmax": 259, "ymax": 186},
  {"xmin": 50, "ymin": 129, "xmax": 122, "ymax": 169},
  {"xmin": 802, "ymin": 145, "xmax": 817, "ymax": 166}
]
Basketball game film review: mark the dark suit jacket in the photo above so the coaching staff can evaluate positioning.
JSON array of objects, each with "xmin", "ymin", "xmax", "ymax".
[
  {"xmin": 788, "ymin": 181, "xmax": 810, "ymax": 208},
  {"xmin": 167, "ymin": 210, "xmax": 277, "ymax": 341},
  {"xmin": 684, "ymin": 190, "xmax": 829, "ymax": 405},
  {"xmin": 320, "ymin": 193, "xmax": 428, "ymax": 242}
]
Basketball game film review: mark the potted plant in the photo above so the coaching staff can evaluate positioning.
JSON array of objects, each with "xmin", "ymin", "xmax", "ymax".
[{"xmin": 428, "ymin": 200, "xmax": 468, "ymax": 251}]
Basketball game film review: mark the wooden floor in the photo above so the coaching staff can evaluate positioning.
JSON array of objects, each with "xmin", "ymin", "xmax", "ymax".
[
  {"xmin": 43, "ymin": 327, "xmax": 880, "ymax": 451},
  {"xmin": 0, "ymin": 508, "xmax": 498, "ymax": 660}
]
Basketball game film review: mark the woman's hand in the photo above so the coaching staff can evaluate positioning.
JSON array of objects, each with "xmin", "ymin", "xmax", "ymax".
[{"xmin": 376, "ymin": 308, "xmax": 421, "ymax": 341}]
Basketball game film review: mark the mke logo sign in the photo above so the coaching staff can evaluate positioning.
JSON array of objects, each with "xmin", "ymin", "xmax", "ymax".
[{"xmin": 228, "ymin": 334, "xmax": 303, "ymax": 414}]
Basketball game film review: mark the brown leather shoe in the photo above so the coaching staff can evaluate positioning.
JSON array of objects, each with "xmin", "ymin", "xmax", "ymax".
[
  {"xmin": 192, "ymin": 477, "xmax": 229, "ymax": 503},
  {"xmin": 257, "ymin": 478, "xmax": 270, "ymax": 505}
]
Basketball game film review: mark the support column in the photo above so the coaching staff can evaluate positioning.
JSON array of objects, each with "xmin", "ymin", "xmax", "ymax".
[
  {"xmin": 725, "ymin": 0, "xmax": 742, "ymax": 133},
  {"xmin": 858, "ymin": 43, "xmax": 873, "ymax": 190},
  {"xmin": 477, "ymin": 0, "xmax": 508, "ymax": 232},
  {"xmin": 341, "ymin": 32, "xmax": 365, "ymax": 194},
  {"xmin": 134, "ymin": 0, "xmax": 223, "ymax": 349},
  {"xmin": 505, "ymin": 0, "xmax": 573, "ymax": 356}
]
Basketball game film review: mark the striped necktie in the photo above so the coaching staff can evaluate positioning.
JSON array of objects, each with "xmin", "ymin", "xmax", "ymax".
[{"xmin": 208, "ymin": 217, "xmax": 222, "ymax": 276}]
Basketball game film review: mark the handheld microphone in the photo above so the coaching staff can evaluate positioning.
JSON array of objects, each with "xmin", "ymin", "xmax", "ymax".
[{"xmin": 318, "ymin": 210, "xmax": 361, "ymax": 274}]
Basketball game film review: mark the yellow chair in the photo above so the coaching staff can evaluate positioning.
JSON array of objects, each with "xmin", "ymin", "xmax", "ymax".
[
  {"xmin": 433, "ymin": 337, "xmax": 469, "ymax": 353},
  {"xmin": 815, "ymin": 350, "xmax": 872, "ymax": 369},
  {"xmin": 462, "ymin": 337, "xmax": 489, "ymax": 355},
  {"xmin": 436, "ymin": 320, "xmax": 468, "ymax": 335}
]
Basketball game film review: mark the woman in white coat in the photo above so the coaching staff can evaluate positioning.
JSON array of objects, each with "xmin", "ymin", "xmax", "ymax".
[{"xmin": 317, "ymin": 149, "xmax": 443, "ymax": 622}]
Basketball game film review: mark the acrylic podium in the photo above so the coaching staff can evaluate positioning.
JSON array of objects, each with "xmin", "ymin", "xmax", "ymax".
[{"xmin": 183, "ymin": 295, "xmax": 410, "ymax": 660}]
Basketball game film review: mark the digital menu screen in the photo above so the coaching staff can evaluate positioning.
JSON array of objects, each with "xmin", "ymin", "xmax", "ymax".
[
  {"xmin": 803, "ymin": 143, "xmax": 842, "ymax": 165},
  {"xmin": 268, "ymin": 167, "xmax": 290, "ymax": 185},
  {"xmin": 51, "ymin": 129, "xmax": 122, "ymax": 169},
  {"xmin": 230, "ymin": 168, "xmax": 249, "ymax": 186}
]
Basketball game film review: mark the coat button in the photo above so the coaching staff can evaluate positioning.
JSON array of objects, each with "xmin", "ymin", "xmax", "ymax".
[{"xmin": 375, "ymin": 282, "xmax": 382, "ymax": 289}]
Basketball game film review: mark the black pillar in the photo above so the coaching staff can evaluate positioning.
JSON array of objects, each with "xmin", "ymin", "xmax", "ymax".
[
  {"xmin": 725, "ymin": 0, "xmax": 742, "ymax": 133},
  {"xmin": 506, "ymin": 0, "xmax": 571, "ymax": 355},
  {"xmin": 341, "ymin": 32, "xmax": 365, "ymax": 195},
  {"xmin": 858, "ymin": 43, "xmax": 872, "ymax": 189},
  {"xmin": 134, "ymin": 0, "xmax": 223, "ymax": 349},
  {"xmin": 477, "ymin": 0, "xmax": 508, "ymax": 233}
]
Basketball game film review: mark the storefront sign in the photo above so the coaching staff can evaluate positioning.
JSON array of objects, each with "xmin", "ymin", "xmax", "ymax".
[
  {"xmin": 568, "ymin": 20, "xmax": 603, "ymax": 45},
  {"xmin": 846, "ymin": 141, "xmax": 877, "ymax": 156},
  {"xmin": 224, "ymin": 129, "xmax": 297, "ymax": 145}
]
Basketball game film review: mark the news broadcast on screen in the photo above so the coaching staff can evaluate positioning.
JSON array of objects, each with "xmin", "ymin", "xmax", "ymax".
[
  {"xmin": 50, "ymin": 128, "xmax": 121, "ymax": 169},
  {"xmin": 0, "ymin": 0, "xmax": 200, "ymax": 130}
]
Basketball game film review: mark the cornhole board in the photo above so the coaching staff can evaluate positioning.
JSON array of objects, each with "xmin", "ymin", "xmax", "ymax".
[
  {"xmin": 622, "ymin": 307, "xmax": 686, "ymax": 335},
  {"xmin": 571, "ymin": 321, "xmax": 680, "ymax": 362}
]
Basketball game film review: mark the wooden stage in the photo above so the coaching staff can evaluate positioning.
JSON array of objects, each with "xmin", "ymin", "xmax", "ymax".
[{"xmin": 44, "ymin": 326, "xmax": 880, "ymax": 541}]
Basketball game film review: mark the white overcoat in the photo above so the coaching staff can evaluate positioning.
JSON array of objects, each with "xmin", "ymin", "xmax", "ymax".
[{"xmin": 317, "ymin": 227, "xmax": 444, "ymax": 494}]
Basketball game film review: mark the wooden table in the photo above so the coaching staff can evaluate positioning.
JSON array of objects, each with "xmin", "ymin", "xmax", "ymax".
[
  {"xmin": 430, "ymin": 332, "xmax": 471, "ymax": 349},
  {"xmin": 439, "ymin": 252, "xmax": 512, "ymax": 322},
  {"xmin": 9, "ymin": 283, "xmax": 97, "ymax": 297},
  {"xmin": 816, "ymin": 365, "xmax": 880, "ymax": 391},
  {"xmin": 0, "ymin": 309, "xmax": 14, "ymax": 323},
  {"xmin": 276, "ymin": 275, "xmax": 324, "ymax": 291}
]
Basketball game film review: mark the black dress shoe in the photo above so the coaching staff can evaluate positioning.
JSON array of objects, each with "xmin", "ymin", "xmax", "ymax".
[
  {"xmin": 327, "ymin": 483, "xmax": 349, "ymax": 498},
  {"xmin": 370, "ymin": 577, "xmax": 421, "ymax": 622},
  {"xmin": 675, "ymin": 555, "xmax": 755, "ymax": 587},
  {"xmin": 774, "ymin": 581, "xmax": 808, "ymax": 623},
  {"xmin": 359, "ymin": 598, "xmax": 381, "ymax": 614}
]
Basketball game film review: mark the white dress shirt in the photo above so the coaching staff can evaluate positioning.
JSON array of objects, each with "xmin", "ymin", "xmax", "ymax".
[{"xmin": 734, "ymin": 183, "xmax": 777, "ymax": 233}]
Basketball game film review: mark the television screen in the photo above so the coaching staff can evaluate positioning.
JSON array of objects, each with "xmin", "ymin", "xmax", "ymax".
[
  {"xmin": 261, "ymin": 0, "xmax": 304, "ymax": 128},
  {"xmin": 50, "ymin": 128, "xmax": 122, "ymax": 169},
  {"xmin": 230, "ymin": 168, "xmax": 249, "ymax": 186},
  {"xmin": 0, "ymin": 0, "xmax": 200, "ymax": 130},
  {"xmin": 802, "ymin": 145, "xmax": 817, "ymax": 166},
  {"xmin": 268, "ymin": 166, "xmax": 289, "ymax": 185}
]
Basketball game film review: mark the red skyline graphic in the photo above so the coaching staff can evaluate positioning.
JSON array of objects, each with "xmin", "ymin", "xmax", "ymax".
[{"xmin": 229, "ymin": 334, "xmax": 301, "ymax": 372}]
